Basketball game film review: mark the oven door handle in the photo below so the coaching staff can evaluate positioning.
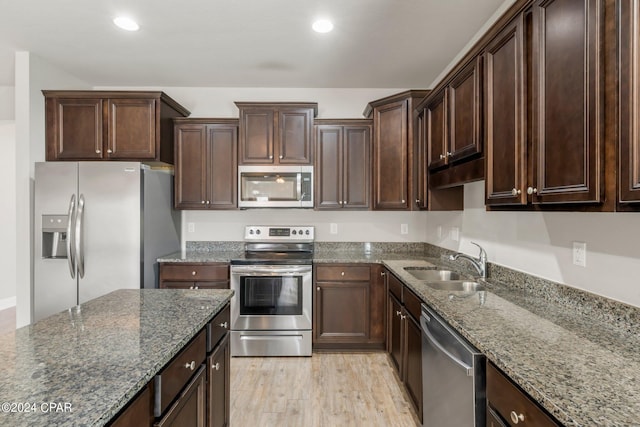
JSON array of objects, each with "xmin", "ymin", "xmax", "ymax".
[{"xmin": 231, "ymin": 265, "xmax": 312, "ymax": 275}]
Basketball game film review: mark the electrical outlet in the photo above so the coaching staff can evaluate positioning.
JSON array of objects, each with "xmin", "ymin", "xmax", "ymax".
[
  {"xmin": 187, "ymin": 222, "xmax": 195, "ymax": 233},
  {"xmin": 330, "ymin": 223, "xmax": 338, "ymax": 234},
  {"xmin": 436, "ymin": 226, "xmax": 443, "ymax": 239},
  {"xmin": 449, "ymin": 227, "xmax": 460, "ymax": 242},
  {"xmin": 573, "ymin": 241, "xmax": 587, "ymax": 267},
  {"xmin": 401, "ymin": 224, "xmax": 409, "ymax": 235}
]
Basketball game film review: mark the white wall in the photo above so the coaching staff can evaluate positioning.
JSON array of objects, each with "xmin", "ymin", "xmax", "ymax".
[
  {"xmin": 15, "ymin": 52, "xmax": 91, "ymax": 326},
  {"xmin": 0, "ymin": 86, "xmax": 14, "ymax": 120},
  {"xmin": 183, "ymin": 210, "xmax": 427, "ymax": 245},
  {"xmin": 0, "ymin": 121, "xmax": 16, "ymax": 310},
  {"xmin": 425, "ymin": 181, "xmax": 640, "ymax": 308}
]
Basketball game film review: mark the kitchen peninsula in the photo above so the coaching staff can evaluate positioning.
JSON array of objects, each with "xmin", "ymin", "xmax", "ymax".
[{"xmin": 0, "ymin": 288, "xmax": 233, "ymax": 426}]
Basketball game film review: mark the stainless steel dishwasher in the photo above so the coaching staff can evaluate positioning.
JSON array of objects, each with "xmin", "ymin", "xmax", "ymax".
[{"xmin": 421, "ymin": 303, "xmax": 485, "ymax": 427}]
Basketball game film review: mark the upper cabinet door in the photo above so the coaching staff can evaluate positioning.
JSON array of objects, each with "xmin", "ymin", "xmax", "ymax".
[
  {"xmin": 174, "ymin": 124, "xmax": 208, "ymax": 209},
  {"xmin": 373, "ymin": 99, "xmax": 409, "ymax": 210},
  {"xmin": 107, "ymin": 98, "xmax": 156, "ymax": 159},
  {"xmin": 207, "ymin": 124, "xmax": 238, "ymax": 209},
  {"xmin": 448, "ymin": 56, "xmax": 483, "ymax": 163},
  {"xmin": 343, "ymin": 125, "xmax": 371, "ymax": 209},
  {"xmin": 426, "ymin": 89, "xmax": 448, "ymax": 171},
  {"xmin": 485, "ymin": 14, "xmax": 527, "ymax": 206},
  {"xmin": 619, "ymin": 0, "xmax": 640, "ymax": 204},
  {"xmin": 46, "ymin": 97, "xmax": 104, "ymax": 160},
  {"xmin": 239, "ymin": 108, "xmax": 275, "ymax": 164},
  {"xmin": 315, "ymin": 125, "xmax": 343, "ymax": 209},
  {"xmin": 531, "ymin": 0, "xmax": 603, "ymax": 204},
  {"xmin": 278, "ymin": 108, "xmax": 313, "ymax": 164}
]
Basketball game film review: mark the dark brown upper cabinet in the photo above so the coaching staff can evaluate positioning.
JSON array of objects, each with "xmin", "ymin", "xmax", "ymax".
[
  {"xmin": 530, "ymin": 0, "xmax": 603, "ymax": 204},
  {"xmin": 315, "ymin": 119, "xmax": 372, "ymax": 210},
  {"xmin": 43, "ymin": 91, "xmax": 190, "ymax": 164},
  {"xmin": 365, "ymin": 90, "xmax": 429, "ymax": 210},
  {"xmin": 425, "ymin": 88, "xmax": 448, "ymax": 171},
  {"xmin": 619, "ymin": 0, "xmax": 640, "ymax": 205},
  {"xmin": 235, "ymin": 102, "xmax": 317, "ymax": 165},
  {"xmin": 485, "ymin": 13, "xmax": 528, "ymax": 206},
  {"xmin": 174, "ymin": 119, "xmax": 238, "ymax": 210}
]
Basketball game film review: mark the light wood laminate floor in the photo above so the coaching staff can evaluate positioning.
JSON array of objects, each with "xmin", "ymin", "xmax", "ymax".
[{"xmin": 231, "ymin": 352, "xmax": 420, "ymax": 427}]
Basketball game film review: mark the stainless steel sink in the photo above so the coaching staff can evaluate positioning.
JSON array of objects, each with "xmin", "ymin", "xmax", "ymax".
[
  {"xmin": 425, "ymin": 280, "xmax": 485, "ymax": 292},
  {"xmin": 404, "ymin": 267, "xmax": 462, "ymax": 281}
]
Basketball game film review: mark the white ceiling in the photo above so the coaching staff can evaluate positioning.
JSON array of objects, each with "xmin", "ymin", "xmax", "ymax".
[{"xmin": 0, "ymin": 0, "xmax": 507, "ymax": 88}]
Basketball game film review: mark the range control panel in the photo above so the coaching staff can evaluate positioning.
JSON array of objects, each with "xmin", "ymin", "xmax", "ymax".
[{"xmin": 244, "ymin": 226, "xmax": 315, "ymax": 241}]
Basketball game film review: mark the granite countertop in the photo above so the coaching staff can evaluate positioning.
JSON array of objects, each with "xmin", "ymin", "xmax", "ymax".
[
  {"xmin": 157, "ymin": 250, "xmax": 242, "ymax": 263},
  {"xmin": 383, "ymin": 259, "xmax": 640, "ymax": 427},
  {"xmin": 0, "ymin": 288, "xmax": 233, "ymax": 427}
]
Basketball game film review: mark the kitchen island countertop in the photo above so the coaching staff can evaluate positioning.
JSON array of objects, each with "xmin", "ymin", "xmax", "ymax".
[{"xmin": 0, "ymin": 288, "xmax": 233, "ymax": 427}]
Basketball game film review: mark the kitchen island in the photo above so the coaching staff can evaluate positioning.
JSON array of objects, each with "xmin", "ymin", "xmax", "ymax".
[{"xmin": 0, "ymin": 288, "xmax": 233, "ymax": 427}]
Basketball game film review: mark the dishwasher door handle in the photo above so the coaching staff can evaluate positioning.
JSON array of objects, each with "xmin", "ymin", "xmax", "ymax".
[{"xmin": 422, "ymin": 317, "xmax": 474, "ymax": 376}]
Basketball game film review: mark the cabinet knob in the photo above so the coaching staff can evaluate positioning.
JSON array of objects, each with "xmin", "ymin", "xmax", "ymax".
[
  {"xmin": 206, "ymin": 201, "xmax": 210, "ymax": 204},
  {"xmin": 381, "ymin": 271, "xmax": 386, "ymax": 276},
  {"xmin": 194, "ymin": 286, "xmax": 199, "ymax": 289},
  {"xmin": 400, "ymin": 314, "xmax": 407, "ymax": 320},
  {"xmin": 317, "ymin": 286, "xmax": 320, "ymax": 291},
  {"xmin": 396, "ymin": 310, "xmax": 402, "ymax": 317},
  {"xmin": 439, "ymin": 154, "xmax": 446, "ymax": 160},
  {"xmin": 527, "ymin": 186, "xmax": 538, "ymax": 195},
  {"xmin": 184, "ymin": 361, "xmax": 196, "ymax": 371},
  {"xmin": 446, "ymin": 151, "xmax": 452, "ymax": 156},
  {"xmin": 95, "ymin": 149, "xmax": 101, "ymax": 154},
  {"xmin": 269, "ymin": 155, "xmax": 273, "ymax": 159},
  {"xmin": 279, "ymin": 155, "xmax": 283, "ymax": 159},
  {"xmin": 341, "ymin": 271, "xmax": 345, "ymax": 276},
  {"xmin": 192, "ymin": 271, "xmax": 197, "ymax": 276},
  {"xmin": 219, "ymin": 321, "xmax": 228, "ymax": 329},
  {"xmin": 416, "ymin": 199, "xmax": 420, "ymax": 204},
  {"xmin": 201, "ymin": 201, "xmax": 205, "ymax": 204},
  {"xmin": 189, "ymin": 286, "xmax": 194, "ymax": 289},
  {"xmin": 107, "ymin": 149, "xmax": 113, "ymax": 154},
  {"xmin": 339, "ymin": 201, "xmax": 342, "ymax": 205},
  {"xmin": 510, "ymin": 411, "xmax": 525, "ymax": 424},
  {"xmin": 402, "ymin": 199, "xmax": 405, "ymax": 203},
  {"xmin": 343, "ymin": 200, "xmax": 347, "ymax": 205},
  {"xmin": 213, "ymin": 362, "xmax": 221, "ymax": 371},
  {"xmin": 511, "ymin": 188, "xmax": 521, "ymax": 196}
]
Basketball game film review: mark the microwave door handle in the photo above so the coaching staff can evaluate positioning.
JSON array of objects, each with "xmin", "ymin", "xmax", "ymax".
[{"xmin": 297, "ymin": 173, "xmax": 302, "ymax": 203}]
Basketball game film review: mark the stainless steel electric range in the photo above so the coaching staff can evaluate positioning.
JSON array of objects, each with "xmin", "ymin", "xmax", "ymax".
[{"xmin": 230, "ymin": 226, "xmax": 314, "ymax": 356}]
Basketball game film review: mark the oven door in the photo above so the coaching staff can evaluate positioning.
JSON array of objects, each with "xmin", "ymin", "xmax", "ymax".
[{"xmin": 230, "ymin": 265, "xmax": 312, "ymax": 331}]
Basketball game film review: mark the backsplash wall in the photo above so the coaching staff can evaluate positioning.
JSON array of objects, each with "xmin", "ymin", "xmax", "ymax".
[
  {"xmin": 182, "ymin": 210, "xmax": 428, "ymax": 244},
  {"xmin": 425, "ymin": 181, "xmax": 640, "ymax": 308}
]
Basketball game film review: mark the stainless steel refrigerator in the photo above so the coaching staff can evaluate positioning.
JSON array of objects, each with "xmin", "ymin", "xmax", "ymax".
[{"xmin": 33, "ymin": 162, "xmax": 181, "ymax": 321}]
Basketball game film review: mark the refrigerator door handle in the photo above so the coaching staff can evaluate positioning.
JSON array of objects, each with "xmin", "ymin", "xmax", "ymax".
[
  {"xmin": 66, "ymin": 194, "xmax": 77, "ymax": 279},
  {"xmin": 76, "ymin": 194, "xmax": 86, "ymax": 278}
]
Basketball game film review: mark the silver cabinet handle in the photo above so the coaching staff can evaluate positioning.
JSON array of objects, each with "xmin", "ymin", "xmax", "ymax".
[
  {"xmin": 381, "ymin": 271, "xmax": 386, "ymax": 276},
  {"xmin": 76, "ymin": 194, "xmax": 86, "ymax": 279},
  {"xmin": 213, "ymin": 362, "xmax": 220, "ymax": 371},
  {"xmin": 189, "ymin": 286, "xmax": 194, "ymax": 289},
  {"xmin": 511, "ymin": 188, "xmax": 521, "ymax": 196},
  {"xmin": 341, "ymin": 271, "xmax": 345, "ymax": 276},
  {"xmin": 206, "ymin": 201, "xmax": 210, "ymax": 204},
  {"xmin": 402, "ymin": 199, "xmax": 405, "ymax": 203},
  {"xmin": 95, "ymin": 149, "xmax": 101, "ymax": 154},
  {"xmin": 396, "ymin": 310, "xmax": 402, "ymax": 316},
  {"xmin": 439, "ymin": 154, "xmax": 445, "ymax": 160},
  {"xmin": 185, "ymin": 361, "xmax": 196, "ymax": 371},
  {"xmin": 339, "ymin": 201, "xmax": 342, "ymax": 205},
  {"xmin": 269, "ymin": 155, "xmax": 273, "ymax": 159},
  {"xmin": 279, "ymin": 155, "xmax": 283, "ymax": 159},
  {"xmin": 510, "ymin": 411, "xmax": 525, "ymax": 424},
  {"xmin": 192, "ymin": 271, "xmax": 197, "ymax": 276},
  {"xmin": 446, "ymin": 151, "xmax": 452, "ymax": 156},
  {"xmin": 219, "ymin": 322, "xmax": 228, "ymax": 329},
  {"xmin": 527, "ymin": 186, "xmax": 538, "ymax": 195},
  {"xmin": 416, "ymin": 199, "xmax": 420, "ymax": 204},
  {"xmin": 66, "ymin": 195, "xmax": 77, "ymax": 279},
  {"xmin": 343, "ymin": 200, "xmax": 347, "ymax": 205},
  {"xmin": 317, "ymin": 286, "xmax": 321, "ymax": 291},
  {"xmin": 400, "ymin": 314, "xmax": 407, "ymax": 320},
  {"xmin": 107, "ymin": 149, "xmax": 113, "ymax": 154}
]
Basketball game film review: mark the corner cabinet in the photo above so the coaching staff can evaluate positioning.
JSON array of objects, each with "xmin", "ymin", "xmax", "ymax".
[
  {"xmin": 385, "ymin": 270, "xmax": 422, "ymax": 422},
  {"xmin": 235, "ymin": 102, "xmax": 317, "ymax": 165},
  {"xmin": 365, "ymin": 90, "xmax": 429, "ymax": 210},
  {"xmin": 174, "ymin": 119, "xmax": 238, "ymax": 210},
  {"xmin": 315, "ymin": 119, "xmax": 372, "ymax": 210},
  {"xmin": 43, "ymin": 91, "xmax": 190, "ymax": 164},
  {"xmin": 313, "ymin": 264, "xmax": 385, "ymax": 350}
]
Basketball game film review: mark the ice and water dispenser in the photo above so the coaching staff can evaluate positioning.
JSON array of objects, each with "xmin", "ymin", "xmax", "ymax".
[{"xmin": 41, "ymin": 215, "xmax": 69, "ymax": 258}]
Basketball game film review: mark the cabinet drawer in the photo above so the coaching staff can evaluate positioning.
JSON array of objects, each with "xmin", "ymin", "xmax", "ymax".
[
  {"xmin": 403, "ymin": 286, "xmax": 422, "ymax": 321},
  {"xmin": 486, "ymin": 362, "xmax": 559, "ymax": 427},
  {"xmin": 154, "ymin": 329, "xmax": 206, "ymax": 417},
  {"xmin": 387, "ymin": 272, "xmax": 403, "ymax": 300},
  {"xmin": 207, "ymin": 304, "xmax": 230, "ymax": 352},
  {"xmin": 160, "ymin": 264, "xmax": 229, "ymax": 281},
  {"xmin": 316, "ymin": 265, "xmax": 371, "ymax": 282}
]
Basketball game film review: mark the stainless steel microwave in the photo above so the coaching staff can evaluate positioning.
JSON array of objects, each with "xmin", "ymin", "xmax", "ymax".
[{"xmin": 238, "ymin": 165, "xmax": 313, "ymax": 208}]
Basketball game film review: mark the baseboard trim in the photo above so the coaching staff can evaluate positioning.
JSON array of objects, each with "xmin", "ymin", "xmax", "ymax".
[{"xmin": 0, "ymin": 296, "xmax": 17, "ymax": 311}]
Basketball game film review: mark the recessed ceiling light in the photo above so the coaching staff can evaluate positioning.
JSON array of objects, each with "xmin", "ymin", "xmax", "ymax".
[
  {"xmin": 113, "ymin": 16, "xmax": 139, "ymax": 31},
  {"xmin": 312, "ymin": 19, "xmax": 334, "ymax": 33}
]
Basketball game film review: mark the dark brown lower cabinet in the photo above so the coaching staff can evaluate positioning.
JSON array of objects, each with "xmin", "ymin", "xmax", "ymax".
[
  {"xmin": 155, "ymin": 366, "xmax": 206, "ymax": 427},
  {"xmin": 109, "ymin": 383, "xmax": 154, "ymax": 427},
  {"xmin": 313, "ymin": 264, "xmax": 385, "ymax": 350},
  {"xmin": 386, "ymin": 271, "xmax": 422, "ymax": 422},
  {"xmin": 486, "ymin": 361, "xmax": 559, "ymax": 427},
  {"xmin": 207, "ymin": 335, "xmax": 230, "ymax": 427}
]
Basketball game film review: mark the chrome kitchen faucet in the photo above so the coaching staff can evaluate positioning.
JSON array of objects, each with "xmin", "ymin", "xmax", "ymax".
[{"xmin": 449, "ymin": 242, "xmax": 487, "ymax": 279}]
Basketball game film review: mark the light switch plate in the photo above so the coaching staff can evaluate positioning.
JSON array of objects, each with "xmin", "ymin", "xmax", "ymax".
[
  {"xmin": 330, "ymin": 223, "xmax": 338, "ymax": 234},
  {"xmin": 187, "ymin": 222, "xmax": 195, "ymax": 233},
  {"xmin": 573, "ymin": 241, "xmax": 587, "ymax": 267},
  {"xmin": 450, "ymin": 227, "xmax": 460, "ymax": 242}
]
